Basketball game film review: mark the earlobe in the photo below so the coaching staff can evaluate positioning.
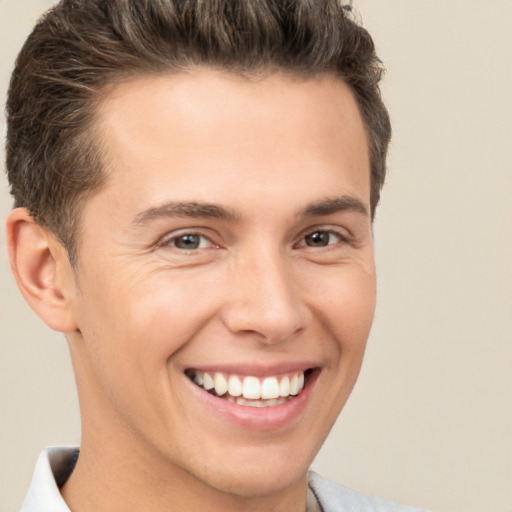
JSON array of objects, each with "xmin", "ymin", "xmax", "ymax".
[{"xmin": 6, "ymin": 208, "xmax": 79, "ymax": 333}]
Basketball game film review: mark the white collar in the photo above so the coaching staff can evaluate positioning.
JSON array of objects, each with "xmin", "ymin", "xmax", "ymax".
[{"xmin": 20, "ymin": 447, "xmax": 77, "ymax": 512}]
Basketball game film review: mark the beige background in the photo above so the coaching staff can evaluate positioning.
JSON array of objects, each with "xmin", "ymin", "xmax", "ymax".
[{"xmin": 1, "ymin": 1, "xmax": 511, "ymax": 511}]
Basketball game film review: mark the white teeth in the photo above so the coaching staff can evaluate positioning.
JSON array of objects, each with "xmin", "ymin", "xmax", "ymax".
[
  {"xmin": 261, "ymin": 376, "xmax": 280, "ymax": 399},
  {"xmin": 203, "ymin": 372, "xmax": 214, "ymax": 390},
  {"xmin": 193, "ymin": 372, "xmax": 203, "ymax": 386},
  {"xmin": 228, "ymin": 375, "xmax": 242, "ymax": 397},
  {"xmin": 298, "ymin": 372, "xmax": 305, "ymax": 392},
  {"xmin": 189, "ymin": 370, "xmax": 308, "ymax": 404},
  {"xmin": 279, "ymin": 375, "xmax": 290, "ymax": 397},
  {"xmin": 235, "ymin": 397, "xmax": 288, "ymax": 407},
  {"xmin": 289, "ymin": 373, "xmax": 299, "ymax": 395},
  {"xmin": 242, "ymin": 376, "xmax": 261, "ymax": 399},
  {"xmin": 214, "ymin": 372, "xmax": 228, "ymax": 396}
]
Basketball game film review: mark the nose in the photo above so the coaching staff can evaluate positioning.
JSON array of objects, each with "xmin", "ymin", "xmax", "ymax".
[{"xmin": 221, "ymin": 249, "xmax": 308, "ymax": 345}]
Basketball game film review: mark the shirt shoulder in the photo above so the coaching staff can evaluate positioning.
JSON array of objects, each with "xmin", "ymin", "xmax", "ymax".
[{"xmin": 308, "ymin": 471, "xmax": 428, "ymax": 512}]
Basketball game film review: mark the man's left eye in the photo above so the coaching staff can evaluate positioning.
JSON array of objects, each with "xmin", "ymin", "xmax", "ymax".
[
  {"xmin": 301, "ymin": 230, "xmax": 342, "ymax": 248},
  {"xmin": 167, "ymin": 234, "xmax": 213, "ymax": 250}
]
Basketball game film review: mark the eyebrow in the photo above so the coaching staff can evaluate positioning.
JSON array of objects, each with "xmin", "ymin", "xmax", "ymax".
[
  {"xmin": 299, "ymin": 196, "xmax": 369, "ymax": 218},
  {"xmin": 131, "ymin": 195, "xmax": 368, "ymax": 227},
  {"xmin": 131, "ymin": 201, "xmax": 240, "ymax": 225}
]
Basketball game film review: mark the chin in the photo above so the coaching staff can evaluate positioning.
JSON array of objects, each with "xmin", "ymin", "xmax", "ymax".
[
  {"xmin": 189, "ymin": 439, "xmax": 317, "ymax": 499},
  {"xmin": 207, "ymin": 461, "xmax": 309, "ymax": 499}
]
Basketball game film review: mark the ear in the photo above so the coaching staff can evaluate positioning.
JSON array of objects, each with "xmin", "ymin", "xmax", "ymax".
[{"xmin": 6, "ymin": 208, "xmax": 79, "ymax": 333}]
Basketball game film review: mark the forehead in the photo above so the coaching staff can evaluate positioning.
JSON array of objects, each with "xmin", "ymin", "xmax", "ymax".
[{"xmin": 89, "ymin": 69, "xmax": 370, "ymax": 216}]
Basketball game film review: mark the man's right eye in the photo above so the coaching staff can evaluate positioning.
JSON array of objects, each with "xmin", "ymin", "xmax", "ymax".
[{"xmin": 164, "ymin": 233, "xmax": 214, "ymax": 251}]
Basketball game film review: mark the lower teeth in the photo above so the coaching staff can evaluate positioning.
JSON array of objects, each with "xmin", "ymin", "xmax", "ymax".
[
  {"xmin": 203, "ymin": 387, "xmax": 294, "ymax": 407},
  {"xmin": 225, "ymin": 395, "xmax": 290, "ymax": 407}
]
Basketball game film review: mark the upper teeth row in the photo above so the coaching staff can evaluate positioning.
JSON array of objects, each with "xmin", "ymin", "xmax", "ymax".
[{"xmin": 191, "ymin": 371, "xmax": 305, "ymax": 400}]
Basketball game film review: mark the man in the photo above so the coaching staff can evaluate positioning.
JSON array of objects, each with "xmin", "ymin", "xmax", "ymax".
[{"xmin": 5, "ymin": 1, "xmax": 425, "ymax": 511}]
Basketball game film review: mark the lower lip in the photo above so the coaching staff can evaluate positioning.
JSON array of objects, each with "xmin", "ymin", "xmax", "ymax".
[{"xmin": 185, "ymin": 371, "xmax": 318, "ymax": 431}]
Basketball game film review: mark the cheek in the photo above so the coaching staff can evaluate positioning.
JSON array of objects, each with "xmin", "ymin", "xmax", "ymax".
[
  {"xmin": 315, "ymin": 264, "xmax": 376, "ymax": 349},
  {"xmin": 75, "ymin": 269, "xmax": 226, "ymax": 403},
  {"xmin": 70, "ymin": 271, "xmax": 216, "ymax": 428},
  {"xmin": 130, "ymin": 271, "xmax": 226, "ymax": 354},
  {"xmin": 320, "ymin": 267, "xmax": 376, "ymax": 406}
]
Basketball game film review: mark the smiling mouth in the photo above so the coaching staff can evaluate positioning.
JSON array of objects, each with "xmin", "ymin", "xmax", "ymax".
[{"xmin": 185, "ymin": 369, "xmax": 315, "ymax": 408}]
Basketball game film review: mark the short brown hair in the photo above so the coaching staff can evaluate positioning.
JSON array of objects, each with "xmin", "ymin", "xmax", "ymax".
[{"xmin": 6, "ymin": 0, "xmax": 391, "ymax": 264}]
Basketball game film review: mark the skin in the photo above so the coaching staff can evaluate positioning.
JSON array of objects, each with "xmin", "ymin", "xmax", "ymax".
[{"xmin": 7, "ymin": 69, "xmax": 376, "ymax": 512}]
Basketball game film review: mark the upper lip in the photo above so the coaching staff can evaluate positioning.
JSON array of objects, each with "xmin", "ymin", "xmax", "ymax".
[{"xmin": 183, "ymin": 361, "xmax": 319, "ymax": 377}]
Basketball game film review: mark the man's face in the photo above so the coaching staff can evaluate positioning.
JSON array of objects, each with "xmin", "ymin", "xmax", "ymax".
[{"xmin": 67, "ymin": 70, "xmax": 375, "ymax": 497}]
